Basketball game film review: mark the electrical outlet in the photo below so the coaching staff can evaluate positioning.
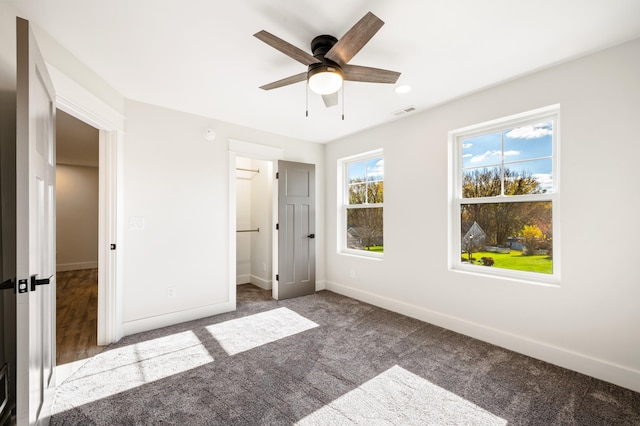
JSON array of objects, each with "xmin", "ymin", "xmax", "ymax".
[
  {"xmin": 350, "ymin": 269, "xmax": 356, "ymax": 278},
  {"xmin": 167, "ymin": 287, "xmax": 176, "ymax": 298}
]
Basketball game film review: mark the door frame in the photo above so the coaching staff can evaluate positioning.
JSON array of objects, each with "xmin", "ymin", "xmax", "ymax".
[
  {"xmin": 228, "ymin": 139, "xmax": 283, "ymax": 302},
  {"xmin": 51, "ymin": 66, "xmax": 125, "ymax": 346}
]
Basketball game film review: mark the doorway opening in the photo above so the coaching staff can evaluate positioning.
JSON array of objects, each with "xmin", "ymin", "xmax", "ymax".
[
  {"xmin": 235, "ymin": 156, "xmax": 275, "ymax": 297},
  {"xmin": 228, "ymin": 139, "xmax": 284, "ymax": 305},
  {"xmin": 55, "ymin": 110, "xmax": 103, "ymax": 365}
]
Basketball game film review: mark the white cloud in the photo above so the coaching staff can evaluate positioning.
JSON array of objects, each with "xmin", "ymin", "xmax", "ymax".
[
  {"xmin": 506, "ymin": 122, "xmax": 552, "ymax": 139},
  {"xmin": 463, "ymin": 143, "xmax": 473, "ymax": 149},
  {"xmin": 462, "ymin": 153, "xmax": 472, "ymax": 158},
  {"xmin": 504, "ymin": 150, "xmax": 520, "ymax": 157},
  {"xmin": 470, "ymin": 150, "xmax": 501, "ymax": 163},
  {"xmin": 533, "ymin": 173, "xmax": 553, "ymax": 191},
  {"xmin": 369, "ymin": 159, "xmax": 384, "ymax": 177}
]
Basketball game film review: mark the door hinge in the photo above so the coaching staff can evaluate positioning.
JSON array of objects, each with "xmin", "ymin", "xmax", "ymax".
[
  {"xmin": 110, "ymin": 243, "xmax": 116, "ymax": 250},
  {"xmin": 276, "ymin": 274, "xmax": 279, "ymax": 281},
  {"xmin": 276, "ymin": 172, "xmax": 279, "ymax": 179},
  {"xmin": 0, "ymin": 277, "xmax": 16, "ymax": 293},
  {"xmin": 276, "ymin": 223, "xmax": 279, "ymax": 230}
]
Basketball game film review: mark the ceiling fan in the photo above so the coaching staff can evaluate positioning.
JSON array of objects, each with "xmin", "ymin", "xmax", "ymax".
[{"xmin": 254, "ymin": 11, "xmax": 401, "ymax": 108}]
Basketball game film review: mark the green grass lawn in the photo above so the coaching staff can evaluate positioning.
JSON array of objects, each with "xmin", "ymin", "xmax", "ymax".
[
  {"xmin": 367, "ymin": 246, "xmax": 384, "ymax": 253},
  {"xmin": 463, "ymin": 250, "xmax": 552, "ymax": 274}
]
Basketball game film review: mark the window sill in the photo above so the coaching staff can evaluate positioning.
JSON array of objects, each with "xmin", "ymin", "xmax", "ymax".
[
  {"xmin": 339, "ymin": 249, "xmax": 384, "ymax": 260},
  {"xmin": 450, "ymin": 263, "xmax": 560, "ymax": 287}
]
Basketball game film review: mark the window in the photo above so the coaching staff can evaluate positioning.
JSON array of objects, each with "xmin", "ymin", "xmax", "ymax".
[
  {"xmin": 339, "ymin": 150, "xmax": 384, "ymax": 257},
  {"xmin": 449, "ymin": 105, "xmax": 559, "ymax": 283}
]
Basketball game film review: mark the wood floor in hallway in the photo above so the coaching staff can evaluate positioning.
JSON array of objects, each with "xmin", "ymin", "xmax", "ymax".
[{"xmin": 56, "ymin": 268, "xmax": 104, "ymax": 365}]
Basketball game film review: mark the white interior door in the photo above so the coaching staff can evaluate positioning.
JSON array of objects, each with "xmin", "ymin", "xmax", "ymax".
[
  {"xmin": 16, "ymin": 17, "xmax": 57, "ymax": 425},
  {"xmin": 276, "ymin": 160, "xmax": 315, "ymax": 300}
]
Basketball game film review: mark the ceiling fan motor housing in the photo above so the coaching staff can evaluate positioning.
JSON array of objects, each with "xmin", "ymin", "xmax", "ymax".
[
  {"xmin": 311, "ymin": 35, "xmax": 338, "ymax": 58},
  {"xmin": 308, "ymin": 34, "xmax": 343, "ymax": 94},
  {"xmin": 309, "ymin": 34, "xmax": 342, "ymax": 76}
]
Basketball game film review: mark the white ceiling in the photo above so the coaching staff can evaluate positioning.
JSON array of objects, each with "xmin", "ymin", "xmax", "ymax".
[{"xmin": 11, "ymin": 0, "xmax": 640, "ymax": 143}]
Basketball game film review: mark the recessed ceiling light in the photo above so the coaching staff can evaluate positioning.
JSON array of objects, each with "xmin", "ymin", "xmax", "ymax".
[{"xmin": 395, "ymin": 85, "xmax": 411, "ymax": 94}]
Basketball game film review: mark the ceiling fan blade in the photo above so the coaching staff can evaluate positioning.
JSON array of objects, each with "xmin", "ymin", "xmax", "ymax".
[
  {"xmin": 259, "ymin": 72, "xmax": 307, "ymax": 90},
  {"xmin": 325, "ymin": 12, "xmax": 384, "ymax": 66},
  {"xmin": 254, "ymin": 30, "xmax": 321, "ymax": 66},
  {"xmin": 343, "ymin": 64, "xmax": 401, "ymax": 84},
  {"xmin": 322, "ymin": 92, "xmax": 339, "ymax": 108}
]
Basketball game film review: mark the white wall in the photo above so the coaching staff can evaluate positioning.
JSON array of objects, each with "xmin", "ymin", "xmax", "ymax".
[
  {"xmin": 324, "ymin": 39, "xmax": 640, "ymax": 392},
  {"xmin": 249, "ymin": 158, "xmax": 272, "ymax": 289},
  {"xmin": 56, "ymin": 165, "xmax": 99, "ymax": 271},
  {"xmin": 122, "ymin": 99, "xmax": 325, "ymax": 334}
]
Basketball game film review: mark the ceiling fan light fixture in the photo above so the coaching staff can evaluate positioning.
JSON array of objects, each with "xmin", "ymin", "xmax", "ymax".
[{"xmin": 308, "ymin": 65, "xmax": 343, "ymax": 95}]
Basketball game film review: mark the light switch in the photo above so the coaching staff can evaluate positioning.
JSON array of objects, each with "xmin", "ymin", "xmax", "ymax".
[{"xmin": 129, "ymin": 216, "xmax": 145, "ymax": 230}]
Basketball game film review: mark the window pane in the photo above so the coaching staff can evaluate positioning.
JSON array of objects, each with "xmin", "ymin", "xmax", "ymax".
[
  {"xmin": 349, "ymin": 182, "xmax": 367, "ymax": 204},
  {"xmin": 348, "ymin": 162, "xmax": 366, "ymax": 183},
  {"xmin": 366, "ymin": 158, "xmax": 384, "ymax": 181},
  {"xmin": 347, "ymin": 207, "xmax": 383, "ymax": 252},
  {"xmin": 462, "ymin": 167, "xmax": 502, "ymax": 198},
  {"xmin": 504, "ymin": 121, "xmax": 553, "ymax": 160},
  {"xmin": 504, "ymin": 159, "xmax": 552, "ymax": 195},
  {"xmin": 367, "ymin": 180, "xmax": 384, "ymax": 204},
  {"xmin": 462, "ymin": 131, "xmax": 502, "ymax": 169},
  {"xmin": 461, "ymin": 201, "xmax": 552, "ymax": 274},
  {"xmin": 367, "ymin": 158, "xmax": 384, "ymax": 203},
  {"xmin": 348, "ymin": 157, "xmax": 384, "ymax": 205},
  {"xmin": 462, "ymin": 120, "xmax": 554, "ymax": 198}
]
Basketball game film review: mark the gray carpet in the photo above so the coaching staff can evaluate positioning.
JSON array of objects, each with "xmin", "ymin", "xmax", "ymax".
[{"xmin": 50, "ymin": 285, "xmax": 640, "ymax": 425}]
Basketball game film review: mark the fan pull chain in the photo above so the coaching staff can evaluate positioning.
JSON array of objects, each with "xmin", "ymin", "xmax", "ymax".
[
  {"xmin": 305, "ymin": 80, "xmax": 309, "ymax": 117},
  {"xmin": 342, "ymin": 83, "xmax": 345, "ymax": 120}
]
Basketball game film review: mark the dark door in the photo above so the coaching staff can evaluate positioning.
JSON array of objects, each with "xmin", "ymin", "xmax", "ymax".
[{"xmin": 277, "ymin": 160, "xmax": 315, "ymax": 299}]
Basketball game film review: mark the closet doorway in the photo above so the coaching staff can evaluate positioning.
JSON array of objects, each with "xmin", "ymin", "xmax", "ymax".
[{"xmin": 235, "ymin": 157, "xmax": 274, "ymax": 292}]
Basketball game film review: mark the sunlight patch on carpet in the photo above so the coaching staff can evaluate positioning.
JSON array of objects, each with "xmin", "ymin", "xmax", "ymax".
[
  {"xmin": 206, "ymin": 307, "xmax": 319, "ymax": 355},
  {"xmin": 52, "ymin": 330, "xmax": 213, "ymax": 412},
  {"xmin": 296, "ymin": 365, "xmax": 507, "ymax": 425}
]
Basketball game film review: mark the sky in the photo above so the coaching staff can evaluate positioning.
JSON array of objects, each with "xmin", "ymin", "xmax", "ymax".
[
  {"xmin": 348, "ymin": 157, "xmax": 384, "ymax": 182},
  {"xmin": 462, "ymin": 121, "xmax": 553, "ymax": 191}
]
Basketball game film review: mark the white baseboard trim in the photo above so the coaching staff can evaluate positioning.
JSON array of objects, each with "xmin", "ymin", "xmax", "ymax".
[
  {"xmin": 236, "ymin": 274, "xmax": 251, "ymax": 285},
  {"xmin": 122, "ymin": 300, "xmax": 235, "ymax": 337},
  {"xmin": 325, "ymin": 280, "xmax": 640, "ymax": 393},
  {"xmin": 56, "ymin": 261, "xmax": 98, "ymax": 272},
  {"xmin": 315, "ymin": 279, "xmax": 326, "ymax": 291},
  {"xmin": 250, "ymin": 275, "xmax": 272, "ymax": 290}
]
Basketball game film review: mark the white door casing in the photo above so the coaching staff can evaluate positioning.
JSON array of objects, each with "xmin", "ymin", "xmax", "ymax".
[
  {"xmin": 16, "ymin": 17, "xmax": 57, "ymax": 425},
  {"xmin": 227, "ymin": 139, "xmax": 284, "ymax": 302}
]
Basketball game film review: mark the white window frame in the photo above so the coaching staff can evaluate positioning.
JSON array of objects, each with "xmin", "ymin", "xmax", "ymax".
[
  {"xmin": 338, "ymin": 149, "xmax": 384, "ymax": 259},
  {"xmin": 448, "ymin": 105, "xmax": 561, "ymax": 285}
]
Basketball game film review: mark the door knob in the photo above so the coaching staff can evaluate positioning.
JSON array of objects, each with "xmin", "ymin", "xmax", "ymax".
[{"xmin": 307, "ymin": 234, "xmax": 315, "ymax": 239}]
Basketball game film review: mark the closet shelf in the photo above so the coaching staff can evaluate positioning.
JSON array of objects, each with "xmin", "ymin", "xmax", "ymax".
[{"xmin": 236, "ymin": 228, "xmax": 260, "ymax": 233}]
